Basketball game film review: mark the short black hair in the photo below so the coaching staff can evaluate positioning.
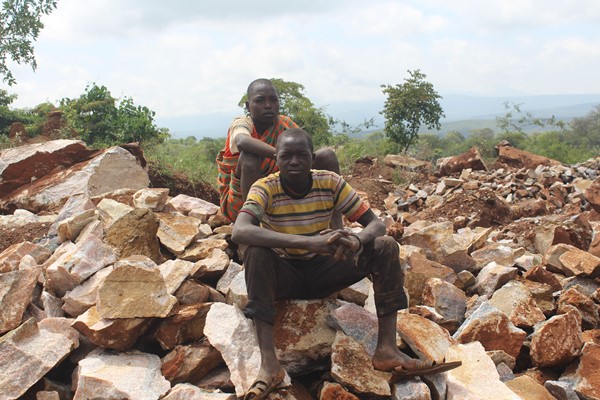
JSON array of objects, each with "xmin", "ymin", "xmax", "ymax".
[
  {"xmin": 278, "ymin": 128, "xmax": 314, "ymax": 153},
  {"xmin": 247, "ymin": 78, "xmax": 276, "ymax": 97}
]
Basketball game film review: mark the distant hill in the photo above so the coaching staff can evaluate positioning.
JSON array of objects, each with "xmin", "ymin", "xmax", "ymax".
[{"xmin": 158, "ymin": 93, "xmax": 600, "ymax": 139}]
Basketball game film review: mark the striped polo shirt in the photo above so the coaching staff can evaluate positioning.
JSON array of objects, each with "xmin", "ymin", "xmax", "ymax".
[{"xmin": 239, "ymin": 170, "xmax": 369, "ymax": 259}]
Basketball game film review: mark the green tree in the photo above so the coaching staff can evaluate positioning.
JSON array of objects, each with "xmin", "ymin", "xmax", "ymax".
[
  {"xmin": 0, "ymin": 0, "xmax": 57, "ymax": 85},
  {"xmin": 569, "ymin": 105, "xmax": 600, "ymax": 153},
  {"xmin": 380, "ymin": 69, "xmax": 445, "ymax": 152},
  {"xmin": 238, "ymin": 78, "xmax": 333, "ymax": 147},
  {"xmin": 60, "ymin": 83, "xmax": 169, "ymax": 147},
  {"xmin": 495, "ymin": 101, "xmax": 565, "ymax": 135}
]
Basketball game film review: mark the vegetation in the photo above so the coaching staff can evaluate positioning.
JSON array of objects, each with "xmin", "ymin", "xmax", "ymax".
[
  {"xmin": 381, "ymin": 69, "xmax": 445, "ymax": 152},
  {"xmin": 1, "ymin": 75, "xmax": 599, "ymax": 192},
  {"xmin": 0, "ymin": 0, "xmax": 57, "ymax": 85}
]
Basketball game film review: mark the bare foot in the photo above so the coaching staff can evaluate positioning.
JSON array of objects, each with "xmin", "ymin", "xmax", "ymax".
[{"xmin": 372, "ymin": 348, "xmax": 432, "ymax": 372}]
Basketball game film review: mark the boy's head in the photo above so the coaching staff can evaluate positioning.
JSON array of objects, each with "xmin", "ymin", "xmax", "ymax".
[{"xmin": 246, "ymin": 79, "xmax": 279, "ymax": 127}]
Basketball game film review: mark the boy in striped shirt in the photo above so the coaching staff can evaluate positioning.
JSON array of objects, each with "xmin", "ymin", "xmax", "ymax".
[{"xmin": 233, "ymin": 128, "xmax": 460, "ymax": 399}]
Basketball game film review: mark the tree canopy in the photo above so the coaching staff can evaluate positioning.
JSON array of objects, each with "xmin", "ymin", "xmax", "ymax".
[
  {"xmin": 380, "ymin": 69, "xmax": 445, "ymax": 152},
  {"xmin": 60, "ymin": 83, "xmax": 169, "ymax": 147},
  {"xmin": 0, "ymin": 0, "xmax": 57, "ymax": 85}
]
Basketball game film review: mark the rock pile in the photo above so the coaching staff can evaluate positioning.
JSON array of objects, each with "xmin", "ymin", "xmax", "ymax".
[{"xmin": 1, "ymin": 140, "xmax": 600, "ymax": 399}]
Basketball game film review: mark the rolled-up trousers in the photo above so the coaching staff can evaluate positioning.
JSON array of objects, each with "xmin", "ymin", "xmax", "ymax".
[{"xmin": 243, "ymin": 235, "xmax": 408, "ymax": 324}]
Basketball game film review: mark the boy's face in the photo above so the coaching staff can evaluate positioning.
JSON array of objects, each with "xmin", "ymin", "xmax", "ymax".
[
  {"xmin": 246, "ymin": 83, "xmax": 279, "ymax": 127},
  {"xmin": 276, "ymin": 135, "xmax": 314, "ymax": 185}
]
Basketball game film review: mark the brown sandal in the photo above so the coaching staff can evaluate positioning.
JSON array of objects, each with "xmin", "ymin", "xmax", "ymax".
[{"xmin": 243, "ymin": 369, "xmax": 286, "ymax": 400}]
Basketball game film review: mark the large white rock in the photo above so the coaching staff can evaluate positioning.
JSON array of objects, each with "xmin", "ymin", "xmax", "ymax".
[
  {"xmin": 445, "ymin": 342, "xmax": 521, "ymax": 400},
  {"xmin": 73, "ymin": 349, "xmax": 170, "ymax": 400}
]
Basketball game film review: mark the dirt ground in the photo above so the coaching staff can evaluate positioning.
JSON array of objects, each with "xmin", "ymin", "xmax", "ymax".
[
  {"xmin": 147, "ymin": 161, "xmax": 219, "ymax": 205},
  {"xmin": 0, "ymin": 222, "xmax": 52, "ymax": 253}
]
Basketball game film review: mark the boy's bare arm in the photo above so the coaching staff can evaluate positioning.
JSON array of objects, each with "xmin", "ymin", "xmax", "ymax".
[{"xmin": 234, "ymin": 134, "xmax": 277, "ymax": 159}]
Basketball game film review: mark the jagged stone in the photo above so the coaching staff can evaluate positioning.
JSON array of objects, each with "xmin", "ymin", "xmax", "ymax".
[
  {"xmin": 180, "ymin": 238, "xmax": 229, "ymax": 262},
  {"xmin": 520, "ymin": 279, "xmax": 556, "ymax": 316},
  {"xmin": 487, "ymin": 350, "xmax": 516, "ymax": 370},
  {"xmin": 72, "ymin": 349, "xmax": 170, "ymax": 400},
  {"xmin": 104, "ymin": 207, "xmax": 162, "ymax": 263},
  {"xmin": 56, "ymin": 209, "xmax": 97, "ymax": 243},
  {"xmin": 544, "ymin": 380, "xmax": 580, "ymax": 400},
  {"xmin": 454, "ymin": 270, "xmax": 476, "ymax": 291},
  {"xmin": 453, "ymin": 302, "xmax": 526, "ymax": 359},
  {"xmin": 133, "ymin": 188, "xmax": 170, "ymax": 211},
  {"xmin": 47, "ymin": 192, "xmax": 95, "ymax": 236},
  {"xmin": 93, "ymin": 203, "xmax": 126, "ymax": 235},
  {"xmin": 471, "ymin": 244, "xmax": 517, "ymax": 270},
  {"xmin": 72, "ymin": 305, "xmax": 152, "ymax": 350},
  {"xmin": 404, "ymin": 251, "xmax": 457, "ymax": 306},
  {"xmin": 195, "ymin": 367, "xmax": 234, "ymax": 393},
  {"xmin": 0, "ymin": 265, "xmax": 40, "ymax": 333},
  {"xmin": 273, "ymin": 300, "xmax": 338, "ymax": 375},
  {"xmin": 36, "ymin": 391, "xmax": 60, "ymax": 400},
  {"xmin": 225, "ymin": 270, "xmax": 248, "ymax": 310},
  {"xmin": 330, "ymin": 332, "xmax": 390, "ymax": 398},
  {"xmin": 338, "ymin": 278, "xmax": 371, "ymax": 307},
  {"xmin": 161, "ymin": 340, "xmax": 224, "ymax": 385},
  {"xmin": 585, "ymin": 177, "xmax": 600, "ymax": 214},
  {"xmin": 495, "ymin": 141, "xmax": 562, "ymax": 170},
  {"xmin": 216, "ymin": 260, "xmax": 243, "ymax": 294},
  {"xmin": 514, "ymin": 251, "xmax": 543, "ymax": 272},
  {"xmin": 530, "ymin": 310, "xmax": 582, "ymax": 368},
  {"xmin": 97, "ymin": 256, "xmax": 177, "ymax": 318},
  {"xmin": 168, "ymin": 194, "xmax": 220, "ymax": 217},
  {"xmin": 162, "ymin": 384, "xmax": 235, "ymax": 400},
  {"xmin": 422, "ymin": 277, "xmax": 467, "ymax": 329},
  {"xmin": 328, "ymin": 302, "xmax": 379, "ymax": 356},
  {"xmin": 2, "ymin": 146, "xmax": 149, "ymax": 213},
  {"xmin": 383, "ymin": 154, "xmax": 430, "ymax": 171},
  {"xmin": 402, "ymin": 221, "xmax": 476, "ymax": 272},
  {"xmin": 559, "ymin": 342, "xmax": 600, "ymax": 400},
  {"xmin": 174, "ymin": 280, "xmax": 211, "ymax": 305},
  {"xmin": 397, "ymin": 312, "xmax": 454, "ymax": 363},
  {"xmin": 62, "ymin": 266, "xmax": 113, "ymax": 317},
  {"xmin": 157, "ymin": 213, "xmax": 201, "ymax": 255},
  {"xmin": 158, "ymin": 259, "xmax": 195, "ymax": 294},
  {"xmin": 489, "ymin": 280, "xmax": 546, "ymax": 329},
  {"xmin": 155, "ymin": 303, "xmax": 212, "ymax": 350},
  {"xmin": 545, "ymin": 243, "xmax": 600, "ymax": 277},
  {"xmin": 505, "ymin": 375, "xmax": 556, "ymax": 400},
  {"xmin": 445, "ymin": 341, "xmax": 521, "ymax": 400},
  {"xmin": 557, "ymin": 286, "xmax": 599, "ymax": 329},
  {"xmin": 0, "ymin": 318, "xmax": 79, "ymax": 399},
  {"xmin": 45, "ymin": 235, "xmax": 117, "ymax": 296},
  {"xmin": 91, "ymin": 187, "xmax": 138, "ymax": 207},
  {"xmin": 192, "ymin": 248, "xmax": 230, "ymax": 280},
  {"xmin": 437, "ymin": 147, "xmax": 488, "ymax": 176},
  {"xmin": 204, "ymin": 303, "xmax": 286, "ymax": 398},
  {"xmin": 319, "ymin": 381, "xmax": 360, "ymax": 400},
  {"xmin": 39, "ymin": 291, "xmax": 64, "ymax": 318},
  {"xmin": 0, "ymin": 241, "xmax": 52, "ymax": 273},
  {"xmin": 524, "ymin": 265, "xmax": 562, "ymax": 291},
  {"xmin": 474, "ymin": 262, "xmax": 518, "ymax": 296}
]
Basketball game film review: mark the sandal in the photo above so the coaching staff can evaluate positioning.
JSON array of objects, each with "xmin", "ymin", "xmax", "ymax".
[
  {"xmin": 243, "ymin": 369, "xmax": 286, "ymax": 400},
  {"xmin": 390, "ymin": 360, "xmax": 462, "ymax": 382}
]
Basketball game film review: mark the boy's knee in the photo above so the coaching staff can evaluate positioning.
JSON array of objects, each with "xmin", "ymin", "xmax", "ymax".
[
  {"xmin": 374, "ymin": 236, "xmax": 399, "ymax": 256},
  {"xmin": 314, "ymin": 148, "xmax": 339, "ymax": 173}
]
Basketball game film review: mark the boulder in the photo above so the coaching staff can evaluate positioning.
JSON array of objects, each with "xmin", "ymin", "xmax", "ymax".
[
  {"xmin": 558, "ymin": 342, "xmax": 600, "ymax": 400},
  {"xmin": 155, "ymin": 303, "xmax": 212, "ymax": 350},
  {"xmin": 397, "ymin": 312, "xmax": 455, "ymax": 363},
  {"xmin": 488, "ymin": 280, "xmax": 546, "ymax": 329},
  {"xmin": 530, "ymin": 310, "xmax": 583, "ymax": 368},
  {"xmin": 328, "ymin": 302, "xmax": 379, "ymax": 357},
  {"xmin": 156, "ymin": 213, "xmax": 201, "ymax": 256},
  {"xmin": 133, "ymin": 188, "xmax": 170, "ymax": 211},
  {"xmin": 62, "ymin": 266, "xmax": 113, "ymax": 316},
  {"xmin": 437, "ymin": 147, "xmax": 488, "ymax": 176},
  {"xmin": 104, "ymin": 208, "xmax": 162, "ymax": 263},
  {"xmin": 161, "ymin": 340, "xmax": 224, "ymax": 385},
  {"xmin": 0, "ymin": 241, "xmax": 52, "ymax": 273},
  {"xmin": 494, "ymin": 141, "xmax": 562, "ymax": 170},
  {"xmin": 0, "ymin": 266, "xmax": 41, "ymax": 333},
  {"xmin": 475, "ymin": 262, "xmax": 518, "ymax": 297}
]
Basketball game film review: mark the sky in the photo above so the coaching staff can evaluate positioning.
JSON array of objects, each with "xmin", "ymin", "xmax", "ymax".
[{"xmin": 4, "ymin": 0, "xmax": 600, "ymax": 137}]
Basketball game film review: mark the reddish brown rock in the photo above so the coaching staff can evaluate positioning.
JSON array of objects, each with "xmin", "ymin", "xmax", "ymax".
[
  {"xmin": 328, "ymin": 302, "xmax": 379, "ymax": 356},
  {"xmin": 161, "ymin": 340, "xmax": 224, "ymax": 384},
  {"xmin": 453, "ymin": 303, "xmax": 526, "ymax": 359},
  {"xmin": 437, "ymin": 146, "xmax": 488, "ymax": 176},
  {"xmin": 475, "ymin": 262, "xmax": 519, "ymax": 297},
  {"xmin": 585, "ymin": 178, "xmax": 600, "ymax": 214},
  {"xmin": 174, "ymin": 280, "xmax": 211, "ymax": 305},
  {"xmin": 520, "ymin": 279, "xmax": 556, "ymax": 316},
  {"xmin": 155, "ymin": 303, "xmax": 212, "ymax": 350},
  {"xmin": 0, "ymin": 266, "xmax": 41, "ymax": 333},
  {"xmin": 545, "ymin": 243, "xmax": 600, "ymax": 277},
  {"xmin": 494, "ymin": 141, "xmax": 562, "ymax": 170},
  {"xmin": 557, "ymin": 287, "xmax": 600, "ymax": 329},
  {"xmin": 0, "ymin": 241, "xmax": 51, "ymax": 273},
  {"xmin": 72, "ymin": 305, "xmax": 152, "ymax": 350},
  {"xmin": 559, "ymin": 342, "xmax": 600, "ymax": 400},
  {"xmin": 156, "ymin": 212, "xmax": 201, "ymax": 256},
  {"xmin": 524, "ymin": 265, "xmax": 562, "ymax": 292},
  {"xmin": 397, "ymin": 312, "xmax": 455, "ymax": 363},
  {"xmin": 319, "ymin": 381, "xmax": 360, "ymax": 400},
  {"xmin": 530, "ymin": 311, "xmax": 583, "ymax": 368},
  {"xmin": 330, "ymin": 332, "xmax": 390, "ymax": 398},
  {"xmin": 489, "ymin": 280, "xmax": 546, "ymax": 329},
  {"xmin": 582, "ymin": 329, "xmax": 600, "ymax": 345},
  {"xmin": 404, "ymin": 251, "xmax": 457, "ymax": 306}
]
